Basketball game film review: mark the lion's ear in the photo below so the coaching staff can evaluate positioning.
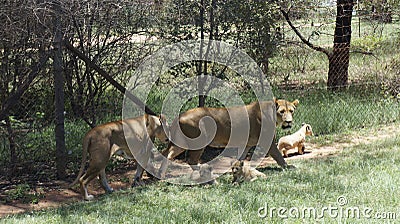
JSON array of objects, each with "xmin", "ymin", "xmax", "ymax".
[
  {"xmin": 145, "ymin": 114, "xmax": 150, "ymax": 127},
  {"xmin": 274, "ymin": 97, "xmax": 279, "ymax": 108},
  {"xmin": 159, "ymin": 114, "xmax": 166, "ymax": 124},
  {"xmin": 239, "ymin": 160, "xmax": 244, "ymax": 166},
  {"xmin": 231, "ymin": 160, "xmax": 239, "ymax": 166},
  {"xmin": 292, "ymin": 99, "xmax": 299, "ymax": 107}
]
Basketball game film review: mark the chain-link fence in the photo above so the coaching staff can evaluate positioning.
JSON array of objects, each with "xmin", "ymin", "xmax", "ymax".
[
  {"xmin": 271, "ymin": 1, "xmax": 400, "ymax": 137},
  {"xmin": 0, "ymin": 1, "xmax": 399, "ymax": 183}
]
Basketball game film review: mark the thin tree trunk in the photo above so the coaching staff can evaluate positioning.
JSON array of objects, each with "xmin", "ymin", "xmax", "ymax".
[
  {"xmin": 5, "ymin": 116, "xmax": 17, "ymax": 177},
  {"xmin": 198, "ymin": 0, "xmax": 206, "ymax": 107},
  {"xmin": 53, "ymin": 0, "xmax": 67, "ymax": 179}
]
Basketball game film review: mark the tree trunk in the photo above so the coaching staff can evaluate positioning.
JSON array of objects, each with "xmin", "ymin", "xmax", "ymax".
[
  {"xmin": 53, "ymin": 0, "xmax": 67, "ymax": 180},
  {"xmin": 327, "ymin": 0, "xmax": 354, "ymax": 90},
  {"xmin": 198, "ymin": 0, "xmax": 206, "ymax": 107},
  {"xmin": 5, "ymin": 116, "xmax": 17, "ymax": 177}
]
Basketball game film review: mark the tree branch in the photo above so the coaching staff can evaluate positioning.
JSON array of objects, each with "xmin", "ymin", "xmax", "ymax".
[
  {"xmin": 350, "ymin": 49, "xmax": 377, "ymax": 59},
  {"xmin": 0, "ymin": 50, "xmax": 50, "ymax": 121},
  {"xmin": 280, "ymin": 8, "xmax": 331, "ymax": 57},
  {"xmin": 64, "ymin": 40, "xmax": 157, "ymax": 116}
]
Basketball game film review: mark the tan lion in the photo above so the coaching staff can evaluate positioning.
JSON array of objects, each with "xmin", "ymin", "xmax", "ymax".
[
  {"xmin": 70, "ymin": 114, "xmax": 169, "ymax": 200},
  {"xmin": 278, "ymin": 123, "xmax": 313, "ymax": 157},
  {"xmin": 231, "ymin": 160, "xmax": 267, "ymax": 184},
  {"xmin": 158, "ymin": 98, "xmax": 299, "ymax": 179},
  {"xmin": 189, "ymin": 163, "xmax": 218, "ymax": 185}
]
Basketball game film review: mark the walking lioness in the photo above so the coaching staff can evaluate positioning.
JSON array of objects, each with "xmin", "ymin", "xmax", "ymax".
[
  {"xmin": 159, "ymin": 98, "xmax": 299, "ymax": 179},
  {"xmin": 70, "ymin": 114, "xmax": 168, "ymax": 200}
]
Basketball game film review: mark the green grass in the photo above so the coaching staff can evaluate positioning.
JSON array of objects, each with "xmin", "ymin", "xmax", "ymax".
[
  {"xmin": 2, "ymin": 133, "xmax": 399, "ymax": 223},
  {"xmin": 275, "ymin": 86, "xmax": 400, "ymax": 138}
]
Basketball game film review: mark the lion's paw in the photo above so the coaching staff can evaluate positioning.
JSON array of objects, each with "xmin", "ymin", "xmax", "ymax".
[{"xmin": 84, "ymin": 195, "xmax": 95, "ymax": 201}]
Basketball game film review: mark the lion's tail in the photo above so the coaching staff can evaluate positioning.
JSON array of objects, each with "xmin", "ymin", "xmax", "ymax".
[{"xmin": 69, "ymin": 134, "xmax": 90, "ymax": 188}]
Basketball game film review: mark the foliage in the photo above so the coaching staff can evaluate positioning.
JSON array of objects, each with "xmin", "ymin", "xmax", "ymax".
[
  {"xmin": 381, "ymin": 55, "xmax": 400, "ymax": 100},
  {"xmin": 217, "ymin": 0, "xmax": 281, "ymax": 72},
  {"xmin": 359, "ymin": 0, "xmax": 397, "ymax": 23},
  {"xmin": 4, "ymin": 184, "xmax": 44, "ymax": 204},
  {"xmin": 351, "ymin": 35, "xmax": 385, "ymax": 52},
  {"xmin": 156, "ymin": 0, "xmax": 281, "ymax": 77},
  {"xmin": 62, "ymin": 0, "xmax": 158, "ymax": 127}
]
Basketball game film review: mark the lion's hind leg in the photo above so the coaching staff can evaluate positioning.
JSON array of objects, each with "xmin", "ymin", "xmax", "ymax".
[
  {"xmin": 249, "ymin": 169, "xmax": 267, "ymax": 182},
  {"xmin": 297, "ymin": 143, "xmax": 305, "ymax": 155},
  {"xmin": 79, "ymin": 154, "xmax": 109, "ymax": 200},
  {"xmin": 282, "ymin": 148, "xmax": 289, "ymax": 158},
  {"xmin": 79, "ymin": 169, "xmax": 99, "ymax": 201},
  {"xmin": 98, "ymin": 168, "xmax": 114, "ymax": 193}
]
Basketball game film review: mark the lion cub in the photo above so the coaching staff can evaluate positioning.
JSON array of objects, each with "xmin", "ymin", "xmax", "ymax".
[
  {"xmin": 189, "ymin": 164, "xmax": 218, "ymax": 185},
  {"xmin": 278, "ymin": 123, "xmax": 313, "ymax": 157},
  {"xmin": 231, "ymin": 160, "xmax": 267, "ymax": 184}
]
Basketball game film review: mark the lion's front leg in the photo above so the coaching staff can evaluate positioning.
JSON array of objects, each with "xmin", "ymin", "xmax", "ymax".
[
  {"xmin": 132, "ymin": 141, "xmax": 152, "ymax": 186},
  {"xmin": 186, "ymin": 149, "xmax": 204, "ymax": 166},
  {"xmin": 282, "ymin": 148, "xmax": 289, "ymax": 158},
  {"xmin": 238, "ymin": 146, "xmax": 253, "ymax": 160},
  {"xmin": 132, "ymin": 165, "xmax": 146, "ymax": 187},
  {"xmin": 158, "ymin": 144, "xmax": 186, "ymax": 179},
  {"xmin": 268, "ymin": 142, "xmax": 294, "ymax": 169}
]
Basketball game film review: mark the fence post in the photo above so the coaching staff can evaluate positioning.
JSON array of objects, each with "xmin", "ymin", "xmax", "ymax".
[{"xmin": 53, "ymin": 0, "xmax": 67, "ymax": 179}]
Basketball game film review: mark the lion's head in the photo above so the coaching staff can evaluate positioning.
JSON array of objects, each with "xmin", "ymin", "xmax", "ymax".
[
  {"xmin": 231, "ymin": 160, "xmax": 244, "ymax": 176},
  {"xmin": 146, "ymin": 114, "xmax": 170, "ymax": 143},
  {"xmin": 275, "ymin": 98, "xmax": 299, "ymax": 130}
]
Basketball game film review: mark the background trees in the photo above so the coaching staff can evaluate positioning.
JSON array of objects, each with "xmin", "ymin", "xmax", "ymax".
[{"xmin": 280, "ymin": 0, "xmax": 355, "ymax": 90}]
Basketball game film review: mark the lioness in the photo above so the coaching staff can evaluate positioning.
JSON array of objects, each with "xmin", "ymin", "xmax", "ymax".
[
  {"xmin": 231, "ymin": 160, "xmax": 267, "ymax": 184},
  {"xmin": 275, "ymin": 99, "xmax": 299, "ymax": 130},
  {"xmin": 70, "ymin": 114, "xmax": 168, "ymax": 200},
  {"xmin": 158, "ymin": 98, "xmax": 299, "ymax": 179}
]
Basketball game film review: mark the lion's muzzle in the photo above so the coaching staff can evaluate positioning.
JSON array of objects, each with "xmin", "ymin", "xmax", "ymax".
[{"xmin": 281, "ymin": 121, "xmax": 292, "ymax": 129}]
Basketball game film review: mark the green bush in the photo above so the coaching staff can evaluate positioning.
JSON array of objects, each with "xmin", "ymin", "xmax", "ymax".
[
  {"xmin": 352, "ymin": 35, "xmax": 385, "ymax": 52},
  {"xmin": 4, "ymin": 184, "xmax": 43, "ymax": 204}
]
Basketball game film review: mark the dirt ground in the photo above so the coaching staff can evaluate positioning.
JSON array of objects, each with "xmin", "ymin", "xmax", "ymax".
[{"xmin": 1, "ymin": 123, "xmax": 399, "ymax": 218}]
